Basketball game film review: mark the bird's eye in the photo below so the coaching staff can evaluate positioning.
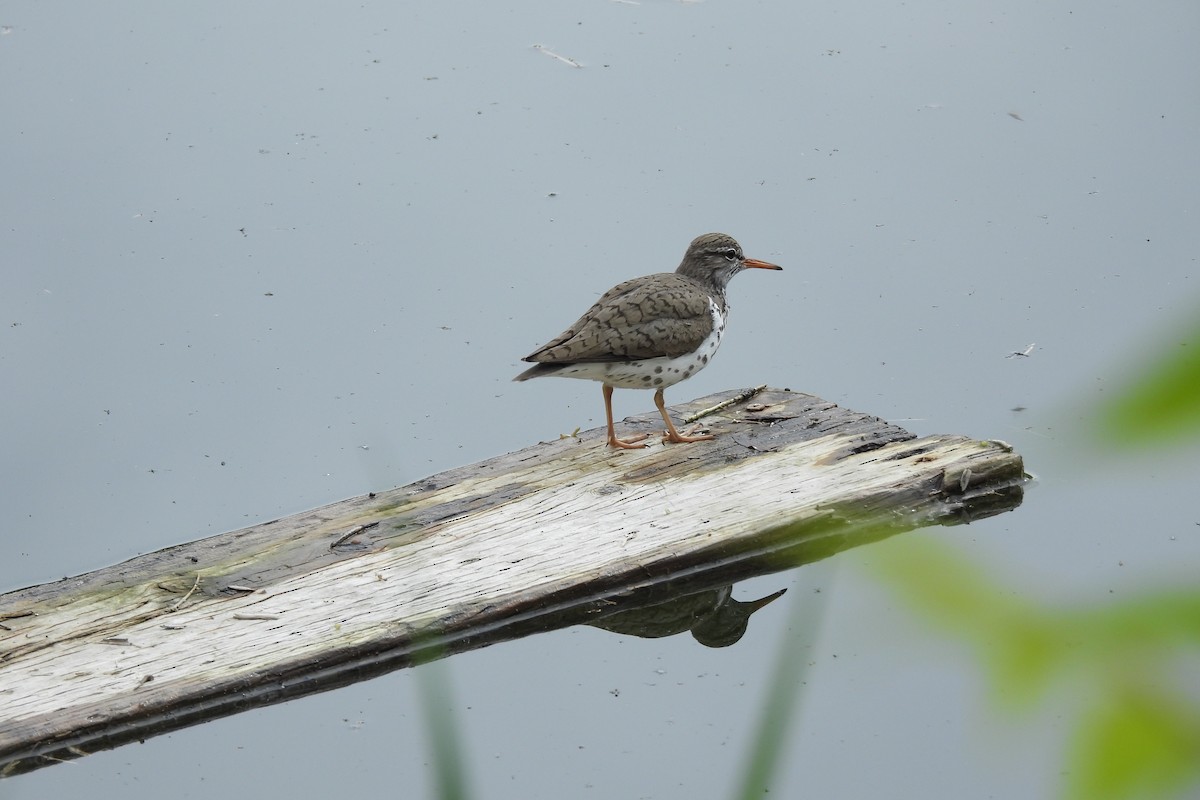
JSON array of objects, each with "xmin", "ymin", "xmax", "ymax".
[{"xmin": 722, "ymin": 248, "xmax": 740, "ymax": 261}]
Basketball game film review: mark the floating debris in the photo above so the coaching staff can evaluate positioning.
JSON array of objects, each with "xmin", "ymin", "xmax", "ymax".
[{"xmin": 532, "ymin": 44, "xmax": 583, "ymax": 68}]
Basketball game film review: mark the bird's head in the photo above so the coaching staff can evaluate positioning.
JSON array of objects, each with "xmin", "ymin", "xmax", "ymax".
[{"xmin": 676, "ymin": 232, "xmax": 782, "ymax": 291}]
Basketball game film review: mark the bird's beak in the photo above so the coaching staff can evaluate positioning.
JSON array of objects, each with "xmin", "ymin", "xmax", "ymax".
[{"xmin": 742, "ymin": 257, "xmax": 783, "ymax": 271}]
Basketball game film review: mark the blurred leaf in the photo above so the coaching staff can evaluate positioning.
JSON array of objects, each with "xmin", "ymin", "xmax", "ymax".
[
  {"xmin": 1068, "ymin": 688, "xmax": 1200, "ymax": 800},
  {"xmin": 1100, "ymin": 318, "xmax": 1200, "ymax": 446},
  {"xmin": 866, "ymin": 536, "xmax": 1061, "ymax": 706},
  {"xmin": 1064, "ymin": 590, "xmax": 1200, "ymax": 656},
  {"xmin": 870, "ymin": 536, "xmax": 1200, "ymax": 799}
]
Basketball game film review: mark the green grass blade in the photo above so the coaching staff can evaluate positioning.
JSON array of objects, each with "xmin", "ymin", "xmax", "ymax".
[
  {"xmin": 415, "ymin": 660, "xmax": 473, "ymax": 800},
  {"xmin": 734, "ymin": 575, "xmax": 828, "ymax": 799}
]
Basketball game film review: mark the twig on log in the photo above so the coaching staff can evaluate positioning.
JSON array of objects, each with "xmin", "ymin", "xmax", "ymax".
[
  {"xmin": 683, "ymin": 385, "xmax": 767, "ymax": 423},
  {"xmin": 330, "ymin": 521, "xmax": 379, "ymax": 551},
  {"xmin": 168, "ymin": 574, "xmax": 201, "ymax": 612}
]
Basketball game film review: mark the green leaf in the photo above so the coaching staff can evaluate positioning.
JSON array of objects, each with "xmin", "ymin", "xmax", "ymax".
[
  {"xmin": 1068, "ymin": 688, "xmax": 1200, "ymax": 800},
  {"xmin": 865, "ymin": 536, "xmax": 1062, "ymax": 705},
  {"xmin": 1100, "ymin": 318, "xmax": 1200, "ymax": 446}
]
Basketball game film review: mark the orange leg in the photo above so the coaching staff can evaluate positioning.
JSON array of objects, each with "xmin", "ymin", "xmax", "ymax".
[
  {"xmin": 603, "ymin": 384, "xmax": 650, "ymax": 449},
  {"xmin": 655, "ymin": 389, "xmax": 714, "ymax": 444}
]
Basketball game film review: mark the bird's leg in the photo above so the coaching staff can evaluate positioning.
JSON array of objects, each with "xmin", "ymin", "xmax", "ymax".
[
  {"xmin": 655, "ymin": 389, "xmax": 715, "ymax": 444},
  {"xmin": 603, "ymin": 384, "xmax": 650, "ymax": 449}
]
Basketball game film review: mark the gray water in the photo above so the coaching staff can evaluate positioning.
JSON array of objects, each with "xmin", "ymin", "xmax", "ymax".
[{"xmin": 3, "ymin": 2, "xmax": 1198, "ymax": 798}]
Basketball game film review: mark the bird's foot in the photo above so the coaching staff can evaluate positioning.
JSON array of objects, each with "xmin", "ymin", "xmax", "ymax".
[
  {"xmin": 608, "ymin": 431, "xmax": 651, "ymax": 449},
  {"xmin": 662, "ymin": 424, "xmax": 714, "ymax": 444}
]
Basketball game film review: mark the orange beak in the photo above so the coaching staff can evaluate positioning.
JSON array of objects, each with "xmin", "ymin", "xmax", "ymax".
[{"xmin": 743, "ymin": 257, "xmax": 783, "ymax": 271}]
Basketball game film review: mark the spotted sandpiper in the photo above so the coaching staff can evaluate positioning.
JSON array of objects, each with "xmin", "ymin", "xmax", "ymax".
[{"xmin": 514, "ymin": 232, "xmax": 782, "ymax": 449}]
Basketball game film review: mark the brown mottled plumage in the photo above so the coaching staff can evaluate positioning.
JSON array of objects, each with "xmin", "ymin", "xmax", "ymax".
[{"xmin": 515, "ymin": 233, "xmax": 782, "ymax": 449}]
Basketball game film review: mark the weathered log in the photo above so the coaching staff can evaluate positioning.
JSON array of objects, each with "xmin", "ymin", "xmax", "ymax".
[{"xmin": 0, "ymin": 388, "xmax": 1025, "ymax": 776}]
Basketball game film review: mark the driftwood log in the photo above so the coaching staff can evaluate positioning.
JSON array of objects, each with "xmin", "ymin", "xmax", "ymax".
[{"xmin": 0, "ymin": 388, "xmax": 1026, "ymax": 776}]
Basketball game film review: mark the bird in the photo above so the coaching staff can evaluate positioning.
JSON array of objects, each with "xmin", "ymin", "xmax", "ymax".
[{"xmin": 514, "ymin": 232, "xmax": 782, "ymax": 449}]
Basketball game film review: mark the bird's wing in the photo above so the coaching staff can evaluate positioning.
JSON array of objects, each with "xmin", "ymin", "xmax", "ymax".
[{"xmin": 523, "ymin": 274, "xmax": 716, "ymax": 364}]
